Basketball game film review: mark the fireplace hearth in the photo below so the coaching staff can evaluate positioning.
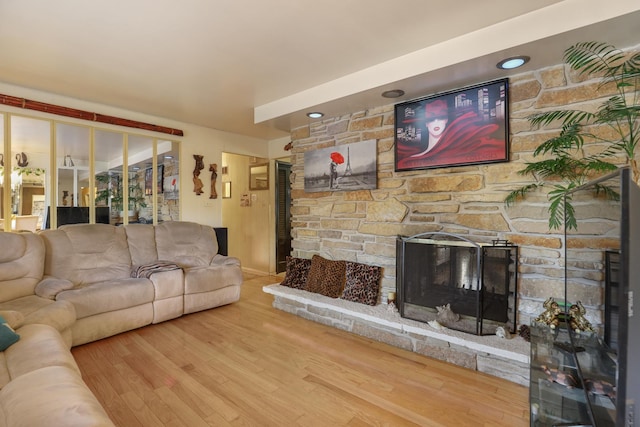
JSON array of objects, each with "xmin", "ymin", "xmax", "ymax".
[{"xmin": 396, "ymin": 232, "xmax": 518, "ymax": 335}]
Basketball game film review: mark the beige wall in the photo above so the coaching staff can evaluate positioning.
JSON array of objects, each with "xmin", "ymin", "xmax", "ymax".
[
  {"xmin": 287, "ymin": 44, "xmax": 640, "ymax": 329},
  {"xmin": 221, "ymin": 153, "xmax": 271, "ymax": 273}
]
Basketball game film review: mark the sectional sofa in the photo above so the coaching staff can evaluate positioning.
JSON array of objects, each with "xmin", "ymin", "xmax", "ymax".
[{"xmin": 0, "ymin": 221, "xmax": 243, "ymax": 426}]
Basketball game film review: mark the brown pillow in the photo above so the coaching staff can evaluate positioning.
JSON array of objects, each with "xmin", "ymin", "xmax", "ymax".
[
  {"xmin": 280, "ymin": 256, "xmax": 312, "ymax": 290},
  {"xmin": 305, "ymin": 255, "xmax": 346, "ymax": 298},
  {"xmin": 340, "ymin": 261, "xmax": 382, "ymax": 306}
]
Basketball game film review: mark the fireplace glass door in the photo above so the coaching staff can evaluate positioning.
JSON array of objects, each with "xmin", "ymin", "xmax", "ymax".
[{"xmin": 396, "ymin": 233, "xmax": 517, "ymax": 335}]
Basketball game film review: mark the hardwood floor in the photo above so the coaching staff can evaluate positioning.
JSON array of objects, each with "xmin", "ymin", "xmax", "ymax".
[{"xmin": 72, "ymin": 274, "xmax": 530, "ymax": 426}]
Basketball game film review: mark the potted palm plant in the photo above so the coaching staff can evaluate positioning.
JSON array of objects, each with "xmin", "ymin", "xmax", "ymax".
[
  {"xmin": 95, "ymin": 172, "xmax": 147, "ymax": 219},
  {"xmin": 506, "ymin": 41, "xmax": 639, "ymax": 230}
]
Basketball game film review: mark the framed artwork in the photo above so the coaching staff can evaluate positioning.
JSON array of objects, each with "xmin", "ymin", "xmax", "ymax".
[
  {"xmin": 163, "ymin": 174, "xmax": 179, "ymax": 200},
  {"xmin": 157, "ymin": 164, "xmax": 164, "ymax": 193},
  {"xmin": 144, "ymin": 168, "xmax": 153, "ymax": 195},
  {"xmin": 222, "ymin": 181, "xmax": 231, "ymax": 199},
  {"xmin": 249, "ymin": 163, "xmax": 269, "ymax": 190},
  {"xmin": 394, "ymin": 78, "xmax": 509, "ymax": 171},
  {"xmin": 303, "ymin": 139, "xmax": 377, "ymax": 193},
  {"xmin": 145, "ymin": 165, "xmax": 165, "ymax": 195}
]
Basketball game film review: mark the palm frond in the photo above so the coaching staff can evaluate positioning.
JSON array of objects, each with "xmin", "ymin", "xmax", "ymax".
[
  {"xmin": 504, "ymin": 183, "xmax": 541, "ymax": 207},
  {"xmin": 520, "ymin": 158, "xmax": 580, "ymax": 180},
  {"xmin": 596, "ymin": 95, "xmax": 635, "ymax": 122},
  {"xmin": 506, "ymin": 41, "xmax": 638, "ymax": 231},
  {"xmin": 562, "ymin": 195, "xmax": 577, "ymax": 231},
  {"xmin": 582, "ymin": 159, "xmax": 619, "ymax": 174},
  {"xmin": 601, "ymin": 51, "xmax": 640, "ymax": 84},
  {"xmin": 593, "ymin": 183, "xmax": 621, "ymax": 202},
  {"xmin": 564, "ymin": 42, "xmax": 625, "ymax": 76},
  {"xmin": 547, "ymin": 188, "xmax": 567, "ymax": 230},
  {"xmin": 528, "ymin": 110, "xmax": 594, "ymax": 129},
  {"xmin": 531, "ymin": 124, "xmax": 586, "ymax": 158}
]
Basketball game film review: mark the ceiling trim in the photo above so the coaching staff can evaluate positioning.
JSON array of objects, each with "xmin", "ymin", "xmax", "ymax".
[{"xmin": 254, "ymin": 0, "xmax": 640, "ymax": 124}]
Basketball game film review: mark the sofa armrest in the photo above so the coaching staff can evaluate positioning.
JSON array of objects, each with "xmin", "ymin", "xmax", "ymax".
[
  {"xmin": 210, "ymin": 254, "xmax": 241, "ymax": 267},
  {"xmin": 35, "ymin": 277, "xmax": 75, "ymax": 300},
  {"xmin": 0, "ymin": 310, "xmax": 24, "ymax": 330}
]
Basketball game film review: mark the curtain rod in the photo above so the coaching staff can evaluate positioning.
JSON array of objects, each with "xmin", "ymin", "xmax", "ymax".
[{"xmin": 0, "ymin": 93, "xmax": 184, "ymax": 137}]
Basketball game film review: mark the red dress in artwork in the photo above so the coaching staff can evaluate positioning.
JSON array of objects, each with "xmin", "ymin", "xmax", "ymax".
[{"xmin": 396, "ymin": 111, "xmax": 505, "ymax": 170}]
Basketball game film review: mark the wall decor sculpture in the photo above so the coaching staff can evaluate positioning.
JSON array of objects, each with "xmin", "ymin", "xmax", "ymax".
[
  {"xmin": 193, "ymin": 154, "xmax": 204, "ymax": 195},
  {"xmin": 209, "ymin": 163, "xmax": 218, "ymax": 199}
]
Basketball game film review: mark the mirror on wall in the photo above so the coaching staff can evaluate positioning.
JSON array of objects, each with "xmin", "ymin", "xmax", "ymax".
[
  {"xmin": 222, "ymin": 181, "xmax": 231, "ymax": 199},
  {"xmin": 249, "ymin": 163, "xmax": 269, "ymax": 190}
]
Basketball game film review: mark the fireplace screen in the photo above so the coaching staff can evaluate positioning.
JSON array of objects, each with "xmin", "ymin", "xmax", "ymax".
[{"xmin": 396, "ymin": 233, "xmax": 517, "ymax": 335}]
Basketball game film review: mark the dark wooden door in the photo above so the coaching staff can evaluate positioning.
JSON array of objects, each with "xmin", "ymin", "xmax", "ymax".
[{"xmin": 275, "ymin": 161, "xmax": 292, "ymax": 273}]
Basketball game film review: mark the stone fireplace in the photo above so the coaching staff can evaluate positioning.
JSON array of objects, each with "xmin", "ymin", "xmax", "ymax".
[
  {"xmin": 396, "ymin": 233, "xmax": 518, "ymax": 335},
  {"xmin": 280, "ymin": 49, "xmax": 640, "ymax": 385},
  {"xmin": 264, "ymin": 283, "xmax": 530, "ymax": 385}
]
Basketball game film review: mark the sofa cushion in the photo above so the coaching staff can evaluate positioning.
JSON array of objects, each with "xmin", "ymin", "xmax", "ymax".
[
  {"xmin": 155, "ymin": 221, "xmax": 219, "ymax": 267},
  {"xmin": 4, "ymin": 324, "xmax": 80, "ymax": 381},
  {"xmin": 123, "ymin": 224, "xmax": 158, "ymax": 266},
  {"xmin": 0, "ymin": 311, "xmax": 24, "ymax": 330},
  {"xmin": 305, "ymin": 255, "xmax": 346, "ymax": 298},
  {"xmin": 40, "ymin": 224, "xmax": 132, "ymax": 286},
  {"xmin": 340, "ymin": 262, "xmax": 382, "ymax": 306},
  {"xmin": 0, "ymin": 365, "xmax": 115, "ymax": 427},
  {"xmin": 0, "ymin": 232, "xmax": 45, "ymax": 303},
  {"xmin": 0, "ymin": 316, "xmax": 19, "ymax": 351},
  {"xmin": 183, "ymin": 265, "xmax": 241, "ymax": 295},
  {"xmin": 0, "ymin": 296, "xmax": 76, "ymax": 335},
  {"xmin": 280, "ymin": 256, "xmax": 312, "ymax": 290},
  {"xmin": 57, "ymin": 279, "xmax": 154, "ymax": 319}
]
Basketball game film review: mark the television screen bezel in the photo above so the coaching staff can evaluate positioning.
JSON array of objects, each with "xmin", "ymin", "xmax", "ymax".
[
  {"xmin": 563, "ymin": 167, "xmax": 639, "ymax": 425},
  {"xmin": 394, "ymin": 78, "xmax": 510, "ymax": 172}
]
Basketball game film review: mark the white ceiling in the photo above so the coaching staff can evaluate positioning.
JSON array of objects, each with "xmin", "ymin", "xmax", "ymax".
[{"xmin": 0, "ymin": 0, "xmax": 639, "ymax": 141}]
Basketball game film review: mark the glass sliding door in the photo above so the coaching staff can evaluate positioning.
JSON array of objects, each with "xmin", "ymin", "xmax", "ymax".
[
  {"xmin": 157, "ymin": 139, "xmax": 179, "ymax": 222},
  {"xmin": 127, "ymin": 134, "xmax": 153, "ymax": 223},
  {"xmin": 55, "ymin": 123, "xmax": 90, "ymax": 227},
  {"xmin": 0, "ymin": 114, "xmax": 5, "ymax": 230},
  {"xmin": 94, "ymin": 129, "xmax": 124, "ymax": 225},
  {"xmin": 10, "ymin": 115, "xmax": 50, "ymax": 231},
  {"xmin": 0, "ymin": 109, "xmax": 181, "ymax": 229}
]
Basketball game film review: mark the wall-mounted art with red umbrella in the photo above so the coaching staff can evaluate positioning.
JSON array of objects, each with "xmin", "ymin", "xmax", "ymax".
[
  {"xmin": 303, "ymin": 139, "xmax": 377, "ymax": 193},
  {"xmin": 330, "ymin": 151, "xmax": 344, "ymax": 164}
]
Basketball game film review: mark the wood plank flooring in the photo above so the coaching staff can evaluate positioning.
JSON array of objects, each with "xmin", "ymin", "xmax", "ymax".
[{"xmin": 72, "ymin": 274, "xmax": 530, "ymax": 426}]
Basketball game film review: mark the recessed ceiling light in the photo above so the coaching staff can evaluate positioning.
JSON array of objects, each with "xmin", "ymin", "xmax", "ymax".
[
  {"xmin": 164, "ymin": 155, "xmax": 173, "ymax": 159},
  {"xmin": 307, "ymin": 112, "xmax": 324, "ymax": 119},
  {"xmin": 382, "ymin": 89, "xmax": 405, "ymax": 98},
  {"xmin": 496, "ymin": 56, "xmax": 530, "ymax": 70}
]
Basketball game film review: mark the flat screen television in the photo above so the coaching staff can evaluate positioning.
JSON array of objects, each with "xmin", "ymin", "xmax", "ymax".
[
  {"xmin": 564, "ymin": 167, "xmax": 639, "ymax": 426},
  {"xmin": 394, "ymin": 78, "xmax": 509, "ymax": 172}
]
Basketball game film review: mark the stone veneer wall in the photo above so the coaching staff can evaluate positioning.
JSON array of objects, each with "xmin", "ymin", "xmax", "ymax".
[{"xmin": 287, "ymin": 44, "xmax": 639, "ymax": 330}]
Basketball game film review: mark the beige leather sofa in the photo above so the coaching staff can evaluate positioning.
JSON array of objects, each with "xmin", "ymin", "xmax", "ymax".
[{"xmin": 0, "ymin": 222, "xmax": 243, "ymax": 426}]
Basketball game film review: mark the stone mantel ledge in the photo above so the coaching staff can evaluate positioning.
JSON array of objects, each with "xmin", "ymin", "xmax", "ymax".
[{"xmin": 263, "ymin": 284, "xmax": 530, "ymax": 366}]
